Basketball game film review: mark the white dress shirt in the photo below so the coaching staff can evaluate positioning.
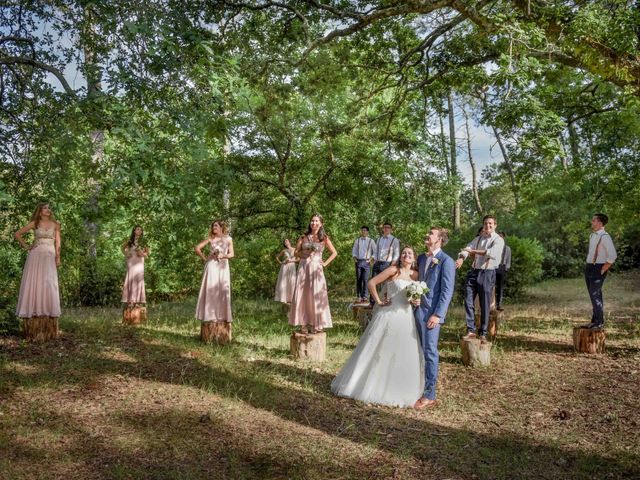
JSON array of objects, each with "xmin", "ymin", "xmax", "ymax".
[
  {"xmin": 374, "ymin": 235, "xmax": 400, "ymax": 263},
  {"xmin": 352, "ymin": 236, "xmax": 376, "ymax": 260},
  {"xmin": 586, "ymin": 229, "xmax": 617, "ymax": 264},
  {"xmin": 458, "ymin": 232, "xmax": 505, "ymax": 270}
]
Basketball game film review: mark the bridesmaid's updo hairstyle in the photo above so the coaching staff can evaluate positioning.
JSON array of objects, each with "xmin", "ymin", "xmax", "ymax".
[
  {"xmin": 305, "ymin": 213, "xmax": 326, "ymax": 242},
  {"xmin": 209, "ymin": 220, "xmax": 229, "ymax": 237},
  {"xmin": 31, "ymin": 202, "xmax": 54, "ymax": 229},
  {"xmin": 127, "ymin": 225, "xmax": 144, "ymax": 248}
]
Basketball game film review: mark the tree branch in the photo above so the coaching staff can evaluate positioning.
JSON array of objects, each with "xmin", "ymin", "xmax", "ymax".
[{"xmin": 0, "ymin": 55, "xmax": 76, "ymax": 96}]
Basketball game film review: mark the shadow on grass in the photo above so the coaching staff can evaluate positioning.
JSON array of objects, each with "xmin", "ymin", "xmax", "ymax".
[{"xmin": 2, "ymin": 321, "xmax": 639, "ymax": 480}]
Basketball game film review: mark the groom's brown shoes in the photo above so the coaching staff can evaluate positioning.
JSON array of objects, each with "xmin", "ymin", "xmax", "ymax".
[{"xmin": 414, "ymin": 397, "xmax": 438, "ymax": 410}]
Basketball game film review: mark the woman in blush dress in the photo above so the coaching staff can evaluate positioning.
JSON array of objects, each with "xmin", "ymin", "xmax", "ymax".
[
  {"xmin": 121, "ymin": 225, "xmax": 149, "ymax": 307},
  {"xmin": 195, "ymin": 220, "xmax": 234, "ymax": 325},
  {"xmin": 14, "ymin": 202, "xmax": 62, "ymax": 340},
  {"xmin": 331, "ymin": 246, "xmax": 425, "ymax": 408},
  {"xmin": 288, "ymin": 214, "xmax": 337, "ymax": 334},
  {"xmin": 274, "ymin": 238, "xmax": 298, "ymax": 304}
]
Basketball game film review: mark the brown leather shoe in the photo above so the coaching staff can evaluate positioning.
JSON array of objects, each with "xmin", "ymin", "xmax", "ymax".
[
  {"xmin": 462, "ymin": 332, "xmax": 477, "ymax": 340},
  {"xmin": 414, "ymin": 397, "xmax": 438, "ymax": 410}
]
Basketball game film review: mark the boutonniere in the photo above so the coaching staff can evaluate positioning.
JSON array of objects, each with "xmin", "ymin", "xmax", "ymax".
[{"xmin": 431, "ymin": 257, "xmax": 439, "ymax": 266}]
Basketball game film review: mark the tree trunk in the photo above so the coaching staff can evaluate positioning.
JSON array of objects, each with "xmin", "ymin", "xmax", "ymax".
[
  {"xmin": 200, "ymin": 321, "xmax": 232, "ymax": 344},
  {"xmin": 573, "ymin": 327, "xmax": 605, "ymax": 354},
  {"xmin": 479, "ymin": 91, "xmax": 519, "ymax": 205},
  {"xmin": 80, "ymin": 7, "xmax": 104, "ymax": 304},
  {"xmin": 22, "ymin": 316, "xmax": 59, "ymax": 342},
  {"xmin": 567, "ymin": 121, "xmax": 581, "ymax": 167},
  {"xmin": 462, "ymin": 103, "xmax": 484, "ymax": 218},
  {"xmin": 460, "ymin": 337, "xmax": 491, "ymax": 367},
  {"xmin": 290, "ymin": 331, "xmax": 326, "ymax": 361},
  {"xmin": 447, "ymin": 91, "xmax": 461, "ymax": 231}
]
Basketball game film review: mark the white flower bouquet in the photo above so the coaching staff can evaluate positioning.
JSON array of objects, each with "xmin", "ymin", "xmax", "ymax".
[{"xmin": 406, "ymin": 281, "xmax": 429, "ymax": 301}]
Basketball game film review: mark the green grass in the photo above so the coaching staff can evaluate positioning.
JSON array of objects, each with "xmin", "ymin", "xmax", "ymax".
[{"xmin": 1, "ymin": 271, "xmax": 639, "ymax": 479}]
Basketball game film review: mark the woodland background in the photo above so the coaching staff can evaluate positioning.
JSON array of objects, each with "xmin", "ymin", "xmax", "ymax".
[{"xmin": 1, "ymin": 1, "xmax": 640, "ymax": 333}]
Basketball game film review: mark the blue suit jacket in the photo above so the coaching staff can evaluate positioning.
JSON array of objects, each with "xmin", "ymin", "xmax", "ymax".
[{"xmin": 414, "ymin": 250, "xmax": 456, "ymax": 324}]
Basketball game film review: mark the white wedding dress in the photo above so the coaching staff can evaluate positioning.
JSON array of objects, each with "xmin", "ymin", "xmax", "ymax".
[{"xmin": 331, "ymin": 279, "xmax": 425, "ymax": 407}]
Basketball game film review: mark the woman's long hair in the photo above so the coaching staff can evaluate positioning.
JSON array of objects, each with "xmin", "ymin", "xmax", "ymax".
[
  {"xmin": 127, "ymin": 225, "xmax": 144, "ymax": 248},
  {"xmin": 400, "ymin": 245, "xmax": 418, "ymax": 271},
  {"xmin": 304, "ymin": 213, "xmax": 326, "ymax": 242},
  {"xmin": 209, "ymin": 220, "xmax": 229, "ymax": 238},
  {"xmin": 30, "ymin": 202, "xmax": 54, "ymax": 229}
]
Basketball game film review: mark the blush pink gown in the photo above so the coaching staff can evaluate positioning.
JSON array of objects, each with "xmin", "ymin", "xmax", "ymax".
[
  {"xmin": 195, "ymin": 236, "xmax": 232, "ymax": 323},
  {"xmin": 274, "ymin": 250, "xmax": 297, "ymax": 303},
  {"xmin": 122, "ymin": 245, "xmax": 146, "ymax": 304},
  {"xmin": 288, "ymin": 236, "xmax": 332, "ymax": 330},
  {"xmin": 16, "ymin": 226, "xmax": 61, "ymax": 318}
]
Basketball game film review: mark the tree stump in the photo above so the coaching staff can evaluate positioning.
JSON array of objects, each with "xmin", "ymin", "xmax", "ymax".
[
  {"xmin": 474, "ymin": 309, "xmax": 503, "ymax": 340},
  {"xmin": 290, "ymin": 331, "xmax": 326, "ymax": 361},
  {"xmin": 22, "ymin": 316, "xmax": 59, "ymax": 342},
  {"xmin": 122, "ymin": 305, "xmax": 147, "ymax": 325},
  {"xmin": 200, "ymin": 321, "xmax": 232, "ymax": 345},
  {"xmin": 350, "ymin": 304, "xmax": 374, "ymax": 330},
  {"xmin": 460, "ymin": 338, "xmax": 492, "ymax": 367},
  {"xmin": 573, "ymin": 327, "xmax": 605, "ymax": 354}
]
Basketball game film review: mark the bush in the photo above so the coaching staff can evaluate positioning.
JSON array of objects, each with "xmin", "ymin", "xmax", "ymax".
[{"xmin": 0, "ymin": 243, "xmax": 23, "ymax": 335}]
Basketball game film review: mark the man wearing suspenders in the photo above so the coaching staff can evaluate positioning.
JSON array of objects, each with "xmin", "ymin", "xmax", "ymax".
[
  {"xmin": 351, "ymin": 226, "xmax": 376, "ymax": 304},
  {"xmin": 370, "ymin": 222, "xmax": 400, "ymax": 304},
  {"xmin": 455, "ymin": 215, "xmax": 505, "ymax": 344},
  {"xmin": 582, "ymin": 213, "xmax": 617, "ymax": 329}
]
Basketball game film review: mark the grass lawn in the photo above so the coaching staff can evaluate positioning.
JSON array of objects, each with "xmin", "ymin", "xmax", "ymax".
[{"xmin": 1, "ymin": 271, "xmax": 639, "ymax": 479}]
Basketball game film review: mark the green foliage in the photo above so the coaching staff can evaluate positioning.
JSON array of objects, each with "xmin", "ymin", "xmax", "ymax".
[
  {"xmin": 0, "ymin": 243, "xmax": 22, "ymax": 335},
  {"xmin": 504, "ymin": 236, "xmax": 545, "ymax": 298}
]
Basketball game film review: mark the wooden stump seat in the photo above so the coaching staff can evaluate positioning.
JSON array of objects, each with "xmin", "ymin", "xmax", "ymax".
[
  {"xmin": 474, "ymin": 309, "xmax": 503, "ymax": 340},
  {"xmin": 350, "ymin": 303, "xmax": 374, "ymax": 330},
  {"xmin": 290, "ymin": 331, "xmax": 326, "ymax": 361},
  {"xmin": 200, "ymin": 321, "xmax": 232, "ymax": 345},
  {"xmin": 460, "ymin": 337, "xmax": 492, "ymax": 367},
  {"xmin": 122, "ymin": 305, "xmax": 147, "ymax": 325},
  {"xmin": 573, "ymin": 327, "xmax": 605, "ymax": 354},
  {"xmin": 22, "ymin": 316, "xmax": 59, "ymax": 342}
]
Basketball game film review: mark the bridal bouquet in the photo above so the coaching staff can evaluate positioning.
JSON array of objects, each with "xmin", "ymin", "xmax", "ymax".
[{"xmin": 406, "ymin": 281, "xmax": 429, "ymax": 301}]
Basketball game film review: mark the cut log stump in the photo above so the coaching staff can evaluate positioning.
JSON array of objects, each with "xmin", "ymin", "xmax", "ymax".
[
  {"xmin": 460, "ymin": 338, "xmax": 492, "ymax": 367},
  {"xmin": 22, "ymin": 316, "xmax": 59, "ymax": 342},
  {"xmin": 200, "ymin": 321, "xmax": 232, "ymax": 345},
  {"xmin": 290, "ymin": 331, "xmax": 326, "ymax": 361},
  {"xmin": 350, "ymin": 303, "xmax": 374, "ymax": 330},
  {"xmin": 122, "ymin": 305, "xmax": 147, "ymax": 325},
  {"xmin": 573, "ymin": 327, "xmax": 605, "ymax": 354},
  {"xmin": 474, "ymin": 309, "xmax": 503, "ymax": 340}
]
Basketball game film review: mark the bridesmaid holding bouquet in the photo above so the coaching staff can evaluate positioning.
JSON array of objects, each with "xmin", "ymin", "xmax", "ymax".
[
  {"xmin": 288, "ymin": 214, "xmax": 337, "ymax": 334},
  {"xmin": 14, "ymin": 202, "xmax": 62, "ymax": 341},
  {"xmin": 121, "ymin": 225, "xmax": 149, "ymax": 324},
  {"xmin": 195, "ymin": 220, "xmax": 234, "ymax": 343},
  {"xmin": 274, "ymin": 238, "xmax": 298, "ymax": 304}
]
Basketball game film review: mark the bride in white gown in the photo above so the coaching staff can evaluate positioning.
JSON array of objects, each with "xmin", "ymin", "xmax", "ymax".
[{"xmin": 331, "ymin": 247, "xmax": 425, "ymax": 407}]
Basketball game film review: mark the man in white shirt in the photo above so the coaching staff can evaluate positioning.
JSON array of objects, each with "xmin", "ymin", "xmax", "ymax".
[
  {"xmin": 455, "ymin": 215, "xmax": 505, "ymax": 343},
  {"xmin": 351, "ymin": 226, "xmax": 376, "ymax": 303},
  {"xmin": 582, "ymin": 213, "xmax": 617, "ymax": 329},
  {"xmin": 370, "ymin": 222, "xmax": 400, "ymax": 304}
]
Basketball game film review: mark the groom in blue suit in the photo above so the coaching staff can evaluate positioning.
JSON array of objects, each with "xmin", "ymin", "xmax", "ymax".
[{"xmin": 413, "ymin": 227, "xmax": 456, "ymax": 410}]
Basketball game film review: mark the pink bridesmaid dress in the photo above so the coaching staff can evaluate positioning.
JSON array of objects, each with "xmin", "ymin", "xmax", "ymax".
[
  {"xmin": 288, "ymin": 236, "xmax": 332, "ymax": 330},
  {"xmin": 122, "ymin": 245, "xmax": 146, "ymax": 305},
  {"xmin": 274, "ymin": 250, "xmax": 297, "ymax": 303},
  {"xmin": 196, "ymin": 236, "xmax": 232, "ymax": 322},
  {"xmin": 16, "ymin": 226, "xmax": 61, "ymax": 318}
]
